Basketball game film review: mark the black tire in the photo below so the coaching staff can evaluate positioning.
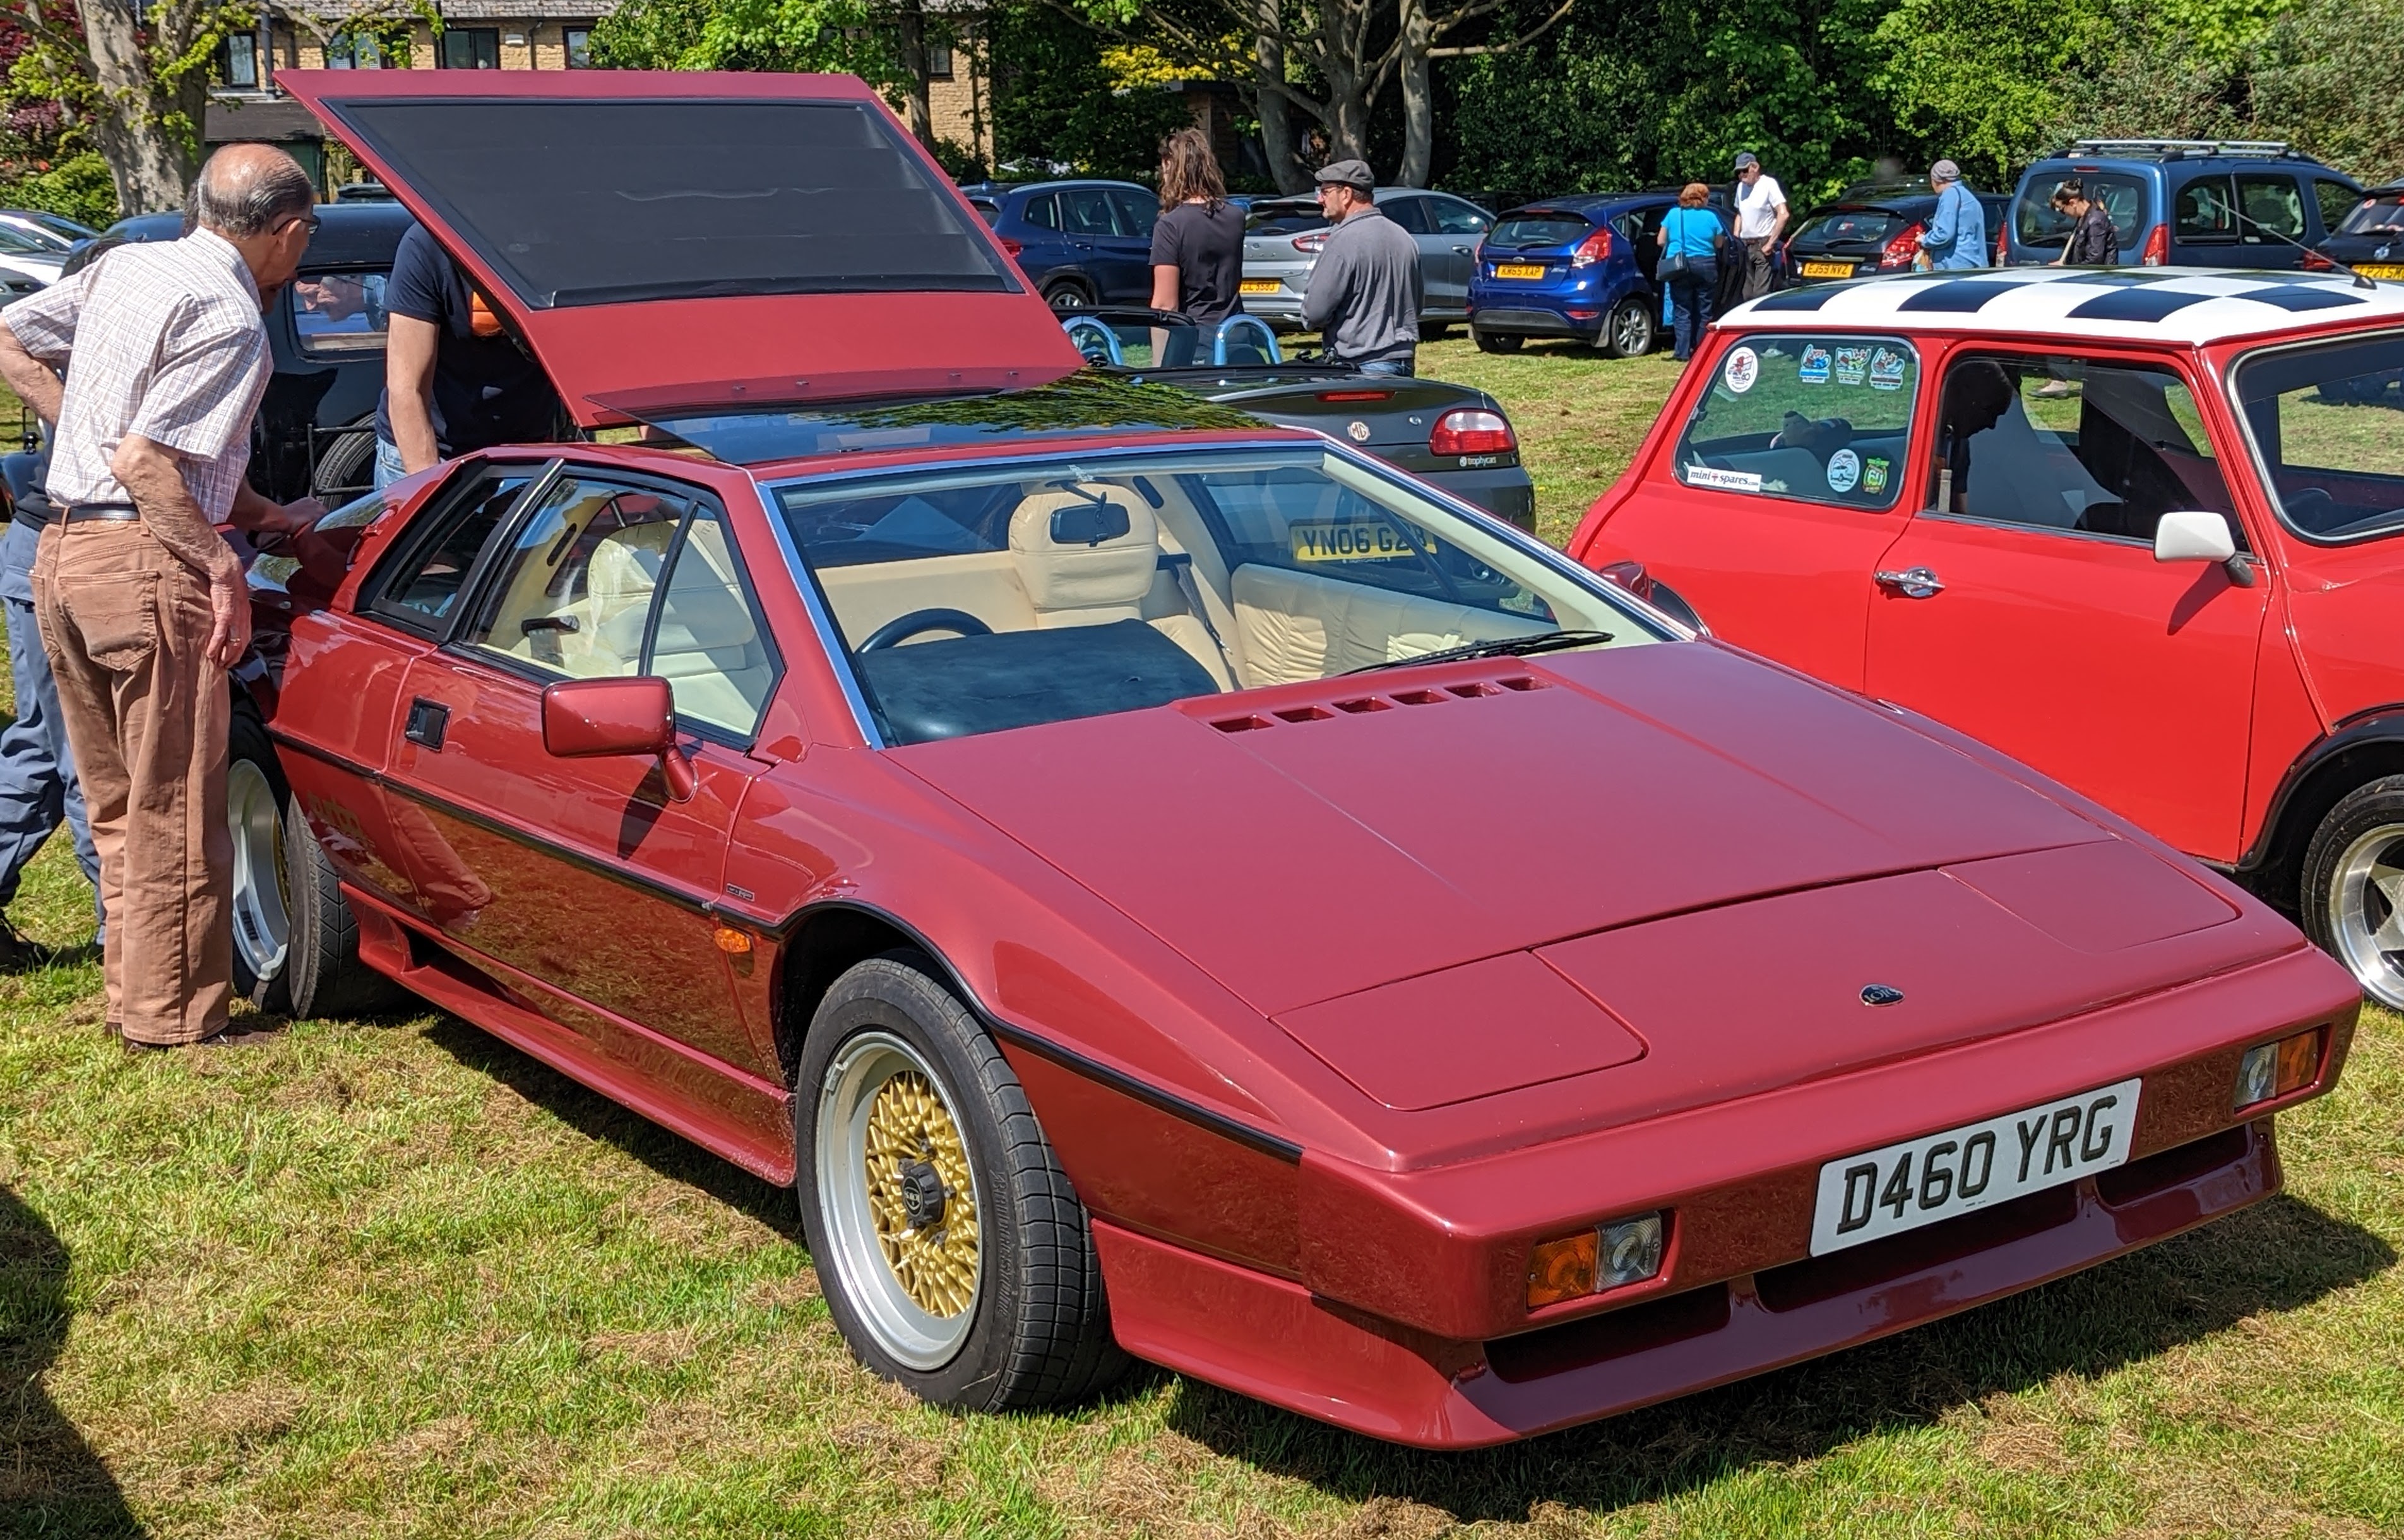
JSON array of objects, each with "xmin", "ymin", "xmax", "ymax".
[
  {"xmin": 311, "ymin": 422, "xmax": 376, "ymax": 500},
  {"xmin": 1472, "ymin": 328, "xmax": 1523, "ymax": 354},
  {"xmin": 1043, "ymin": 279, "xmax": 1095, "ymax": 311},
  {"xmin": 1602, "ymin": 295, "xmax": 1657, "ymax": 359},
  {"xmin": 797, "ymin": 953, "xmax": 1126, "ymax": 1411},
  {"xmin": 227, "ymin": 709, "xmax": 405, "ymax": 1019},
  {"xmin": 2299, "ymin": 774, "xmax": 2404, "ymax": 1009}
]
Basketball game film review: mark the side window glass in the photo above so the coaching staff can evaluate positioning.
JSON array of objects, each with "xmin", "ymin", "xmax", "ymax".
[
  {"xmin": 1381, "ymin": 196, "xmax": 1432, "ymax": 235},
  {"xmin": 1430, "ymin": 198, "xmax": 1488, "ymax": 236},
  {"xmin": 651, "ymin": 506, "xmax": 778, "ymax": 737},
  {"xmin": 460, "ymin": 475, "xmax": 692, "ymax": 678},
  {"xmin": 292, "ymin": 269, "xmax": 390, "ymax": 357},
  {"xmin": 2175, "ymin": 175, "xmax": 2240, "ymax": 243},
  {"xmin": 2234, "ymin": 175, "xmax": 2305, "ymax": 242},
  {"xmin": 1022, "ymin": 194, "xmax": 1059, "ymax": 232},
  {"xmin": 1929, "ymin": 353, "xmax": 2242, "ymax": 548},
  {"xmin": 2313, "ymin": 179, "xmax": 2361, "ymax": 234},
  {"xmin": 370, "ymin": 466, "xmax": 542, "ymax": 632},
  {"xmin": 1110, "ymin": 189, "xmax": 1158, "ymax": 239},
  {"xmin": 1060, "ymin": 188, "xmax": 1118, "ymax": 237},
  {"xmin": 1670, "ymin": 335, "xmax": 1919, "ymax": 510}
]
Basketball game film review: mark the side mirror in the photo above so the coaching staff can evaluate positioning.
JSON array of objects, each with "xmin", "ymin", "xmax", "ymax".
[
  {"xmin": 541, "ymin": 677, "xmax": 696, "ymax": 802},
  {"xmin": 2153, "ymin": 510, "xmax": 2237, "ymax": 564}
]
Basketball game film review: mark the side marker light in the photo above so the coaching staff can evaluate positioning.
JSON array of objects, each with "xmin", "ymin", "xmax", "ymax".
[
  {"xmin": 2234, "ymin": 1026, "xmax": 2324, "ymax": 1110},
  {"xmin": 714, "ymin": 925, "xmax": 754, "ymax": 956}
]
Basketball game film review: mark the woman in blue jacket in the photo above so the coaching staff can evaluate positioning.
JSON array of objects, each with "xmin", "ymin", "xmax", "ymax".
[{"xmin": 1655, "ymin": 183, "xmax": 1724, "ymax": 362}]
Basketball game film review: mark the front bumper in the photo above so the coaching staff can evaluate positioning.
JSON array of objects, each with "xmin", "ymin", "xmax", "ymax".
[{"xmin": 1087, "ymin": 942, "xmax": 2357, "ymax": 1445}]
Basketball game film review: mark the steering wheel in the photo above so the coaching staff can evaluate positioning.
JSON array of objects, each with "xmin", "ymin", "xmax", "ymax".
[{"xmin": 859, "ymin": 608, "xmax": 993, "ymax": 651}]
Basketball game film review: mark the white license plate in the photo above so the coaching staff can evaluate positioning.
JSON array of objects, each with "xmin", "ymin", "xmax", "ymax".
[{"xmin": 1809, "ymin": 1078, "xmax": 2141, "ymax": 1256}]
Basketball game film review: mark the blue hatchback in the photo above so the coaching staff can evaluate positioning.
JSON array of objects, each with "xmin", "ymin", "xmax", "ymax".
[
  {"xmin": 1467, "ymin": 192, "xmax": 1696, "ymax": 358},
  {"xmin": 968, "ymin": 179, "xmax": 1161, "ymax": 310}
]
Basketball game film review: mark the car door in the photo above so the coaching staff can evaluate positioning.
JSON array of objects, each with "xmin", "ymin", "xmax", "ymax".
[
  {"xmin": 1862, "ymin": 346, "xmax": 2268, "ymax": 861},
  {"xmin": 1422, "ymin": 194, "xmax": 1491, "ymax": 317},
  {"xmin": 1056, "ymin": 185, "xmax": 1145, "ymax": 302},
  {"xmin": 1593, "ymin": 329, "xmax": 1931, "ymax": 690},
  {"xmin": 1107, "ymin": 187, "xmax": 1165, "ymax": 303},
  {"xmin": 1376, "ymin": 194, "xmax": 1446, "ymax": 317},
  {"xmin": 382, "ymin": 464, "xmax": 786, "ymax": 1077}
]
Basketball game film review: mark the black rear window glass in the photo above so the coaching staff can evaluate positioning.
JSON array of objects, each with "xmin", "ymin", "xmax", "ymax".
[
  {"xmin": 1789, "ymin": 209, "xmax": 1908, "ymax": 251},
  {"xmin": 2015, "ymin": 172, "xmax": 2146, "ymax": 248},
  {"xmin": 331, "ymin": 99, "xmax": 1014, "ymax": 309},
  {"xmin": 2338, "ymin": 194, "xmax": 2404, "ymax": 236},
  {"xmin": 1246, "ymin": 203, "xmax": 1326, "ymax": 236},
  {"xmin": 1488, "ymin": 214, "xmax": 1591, "ymax": 249}
]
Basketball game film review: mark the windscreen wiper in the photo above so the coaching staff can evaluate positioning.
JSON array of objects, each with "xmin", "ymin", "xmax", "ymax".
[{"xmin": 1343, "ymin": 629, "xmax": 1614, "ymax": 675}]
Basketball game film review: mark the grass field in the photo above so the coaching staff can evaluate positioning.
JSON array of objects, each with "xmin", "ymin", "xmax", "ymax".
[{"xmin": 3, "ymin": 353, "xmax": 2401, "ymax": 1539}]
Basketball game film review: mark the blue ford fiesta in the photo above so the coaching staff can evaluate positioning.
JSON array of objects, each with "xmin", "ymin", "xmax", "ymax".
[{"xmin": 1467, "ymin": 192, "xmax": 1691, "ymax": 358}]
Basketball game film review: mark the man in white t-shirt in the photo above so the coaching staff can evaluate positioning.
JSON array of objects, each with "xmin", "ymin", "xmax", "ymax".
[{"xmin": 1732, "ymin": 151, "xmax": 1788, "ymax": 300}]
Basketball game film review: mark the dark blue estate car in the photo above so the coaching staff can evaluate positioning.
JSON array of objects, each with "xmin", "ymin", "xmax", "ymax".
[
  {"xmin": 1467, "ymin": 192, "xmax": 1712, "ymax": 358},
  {"xmin": 2000, "ymin": 139, "xmax": 2361, "ymax": 269},
  {"xmin": 968, "ymin": 179, "xmax": 1162, "ymax": 309}
]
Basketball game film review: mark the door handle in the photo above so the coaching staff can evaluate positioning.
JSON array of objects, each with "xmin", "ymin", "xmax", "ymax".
[
  {"xmin": 1451, "ymin": 244, "xmax": 1472, "ymax": 254},
  {"xmin": 403, "ymin": 697, "xmax": 449, "ymax": 751},
  {"xmin": 1873, "ymin": 566, "xmax": 1946, "ymax": 599}
]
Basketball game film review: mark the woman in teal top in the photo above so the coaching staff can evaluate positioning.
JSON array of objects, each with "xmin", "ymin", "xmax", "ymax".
[{"xmin": 1655, "ymin": 184, "xmax": 1725, "ymax": 362}]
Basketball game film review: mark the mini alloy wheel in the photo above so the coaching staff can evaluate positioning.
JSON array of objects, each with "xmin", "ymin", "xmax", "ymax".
[
  {"xmin": 816, "ymin": 1029, "xmax": 984, "ymax": 1369},
  {"xmin": 227, "ymin": 753, "xmax": 290, "ymax": 997},
  {"xmin": 2325, "ymin": 820, "xmax": 2404, "ymax": 1008}
]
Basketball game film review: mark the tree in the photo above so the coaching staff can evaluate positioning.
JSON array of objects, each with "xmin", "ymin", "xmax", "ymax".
[
  {"xmin": 2251, "ymin": 0, "xmax": 2404, "ymax": 179},
  {"xmin": 4, "ymin": 0, "xmax": 253, "ymax": 213}
]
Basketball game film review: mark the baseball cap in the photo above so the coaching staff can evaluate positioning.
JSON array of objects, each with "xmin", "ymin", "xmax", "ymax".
[
  {"xmin": 1314, "ymin": 158, "xmax": 1374, "ymax": 193},
  {"xmin": 1734, "ymin": 151, "xmax": 1760, "ymax": 172}
]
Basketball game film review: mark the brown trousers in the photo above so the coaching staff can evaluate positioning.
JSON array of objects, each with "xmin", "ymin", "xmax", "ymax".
[{"xmin": 32, "ymin": 521, "xmax": 230, "ymax": 1045}]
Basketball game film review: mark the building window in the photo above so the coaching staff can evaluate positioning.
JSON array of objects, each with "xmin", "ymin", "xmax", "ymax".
[
  {"xmin": 927, "ymin": 42, "xmax": 953, "ymax": 80},
  {"xmin": 221, "ymin": 32, "xmax": 259, "ymax": 88},
  {"xmin": 441, "ymin": 27, "xmax": 500, "ymax": 68},
  {"xmin": 564, "ymin": 27, "xmax": 593, "ymax": 67},
  {"xmin": 326, "ymin": 30, "xmax": 382, "ymax": 68}
]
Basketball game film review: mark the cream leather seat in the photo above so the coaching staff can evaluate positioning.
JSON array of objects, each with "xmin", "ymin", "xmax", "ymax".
[
  {"xmin": 1008, "ymin": 484, "xmax": 1232, "ymax": 687},
  {"xmin": 1230, "ymin": 563, "xmax": 1546, "ymax": 685}
]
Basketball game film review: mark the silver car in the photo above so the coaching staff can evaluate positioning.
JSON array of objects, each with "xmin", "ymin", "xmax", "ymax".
[{"xmin": 1240, "ymin": 188, "xmax": 1494, "ymax": 335}]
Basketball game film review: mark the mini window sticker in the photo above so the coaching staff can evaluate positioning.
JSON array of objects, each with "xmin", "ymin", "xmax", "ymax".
[
  {"xmin": 1722, "ymin": 346, "xmax": 1760, "ymax": 394},
  {"xmin": 1832, "ymin": 346, "xmax": 1869, "ymax": 387},
  {"xmin": 1685, "ymin": 464, "xmax": 1763, "ymax": 493},
  {"xmin": 1863, "ymin": 456, "xmax": 1891, "ymax": 495},
  {"xmin": 1869, "ymin": 346, "xmax": 1909, "ymax": 391},
  {"xmin": 1799, "ymin": 344, "xmax": 1832, "ymax": 385},
  {"xmin": 1825, "ymin": 448, "xmax": 1862, "ymax": 494}
]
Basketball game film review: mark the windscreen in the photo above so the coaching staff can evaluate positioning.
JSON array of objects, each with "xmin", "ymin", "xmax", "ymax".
[
  {"xmin": 1487, "ymin": 213, "xmax": 1592, "ymax": 249},
  {"xmin": 2015, "ymin": 172, "xmax": 2146, "ymax": 248},
  {"xmin": 2236, "ymin": 333, "xmax": 2404, "ymax": 543},
  {"xmin": 2338, "ymin": 194, "xmax": 2404, "ymax": 236},
  {"xmin": 331, "ymin": 98, "xmax": 1015, "ymax": 308},
  {"xmin": 770, "ymin": 446, "xmax": 1659, "ymax": 745}
]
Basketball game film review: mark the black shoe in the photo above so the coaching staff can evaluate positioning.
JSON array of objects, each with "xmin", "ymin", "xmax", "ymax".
[{"xmin": 0, "ymin": 918, "xmax": 51, "ymax": 972}]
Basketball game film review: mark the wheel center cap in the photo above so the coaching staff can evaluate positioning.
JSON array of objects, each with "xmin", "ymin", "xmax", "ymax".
[{"xmin": 898, "ymin": 1159, "xmax": 946, "ymax": 1231}]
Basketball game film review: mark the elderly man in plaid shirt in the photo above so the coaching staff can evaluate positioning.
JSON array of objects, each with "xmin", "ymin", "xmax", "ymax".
[{"xmin": 0, "ymin": 146, "xmax": 324, "ymax": 1047}]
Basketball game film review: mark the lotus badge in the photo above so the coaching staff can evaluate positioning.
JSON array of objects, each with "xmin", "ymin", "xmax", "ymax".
[{"xmin": 1860, "ymin": 983, "xmax": 1905, "ymax": 1007}]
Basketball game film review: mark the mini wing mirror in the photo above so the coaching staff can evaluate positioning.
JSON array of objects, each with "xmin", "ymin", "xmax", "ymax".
[
  {"xmin": 2153, "ymin": 510, "xmax": 2257, "ymax": 586},
  {"xmin": 540, "ymin": 677, "xmax": 696, "ymax": 802}
]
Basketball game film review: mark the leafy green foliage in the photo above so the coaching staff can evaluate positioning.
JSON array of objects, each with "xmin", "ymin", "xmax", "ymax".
[
  {"xmin": 0, "ymin": 151, "xmax": 117, "ymax": 228},
  {"xmin": 2251, "ymin": 0, "xmax": 2404, "ymax": 181},
  {"xmin": 988, "ymin": 1, "xmax": 1191, "ymax": 179},
  {"xmin": 1869, "ymin": 0, "xmax": 2110, "ymax": 184},
  {"xmin": 589, "ymin": 0, "xmax": 898, "ymax": 83}
]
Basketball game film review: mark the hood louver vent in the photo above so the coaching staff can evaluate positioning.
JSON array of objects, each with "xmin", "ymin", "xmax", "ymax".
[{"xmin": 1208, "ymin": 674, "xmax": 1548, "ymax": 733}]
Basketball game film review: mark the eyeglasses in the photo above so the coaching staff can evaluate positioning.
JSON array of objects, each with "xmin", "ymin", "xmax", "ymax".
[{"xmin": 286, "ymin": 213, "xmax": 321, "ymax": 236}]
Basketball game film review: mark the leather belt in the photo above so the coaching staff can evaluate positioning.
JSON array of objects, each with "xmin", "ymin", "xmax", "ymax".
[{"xmin": 62, "ymin": 502, "xmax": 139, "ymax": 523}]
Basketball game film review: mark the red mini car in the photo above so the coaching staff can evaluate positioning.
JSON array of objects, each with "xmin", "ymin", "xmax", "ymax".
[
  {"xmin": 235, "ymin": 72, "xmax": 2359, "ymax": 1447},
  {"xmin": 1573, "ymin": 268, "xmax": 2404, "ymax": 1012}
]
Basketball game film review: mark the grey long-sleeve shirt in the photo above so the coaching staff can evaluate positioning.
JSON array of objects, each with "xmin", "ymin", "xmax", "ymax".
[{"xmin": 1300, "ymin": 205, "xmax": 1422, "ymax": 363}]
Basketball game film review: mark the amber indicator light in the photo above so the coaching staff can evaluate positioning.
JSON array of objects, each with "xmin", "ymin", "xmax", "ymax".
[
  {"xmin": 2234, "ymin": 1026, "xmax": 2324, "ymax": 1110},
  {"xmin": 1526, "ymin": 1231, "xmax": 1598, "ymax": 1308},
  {"xmin": 713, "ymin": 925, "xmax": 754, "ymax": 955}
]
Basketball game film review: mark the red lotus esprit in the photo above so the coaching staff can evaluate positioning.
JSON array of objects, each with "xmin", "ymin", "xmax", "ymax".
[
  {"xmin": 231, "ymin": 71, "xmax": 2359, "ymax": 1447},
  {"xmin": 1569, "ymin": 266, "xmax": 2404, "ymax": 1012}
]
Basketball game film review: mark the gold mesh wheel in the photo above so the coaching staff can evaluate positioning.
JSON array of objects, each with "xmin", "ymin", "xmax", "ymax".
[
  {"xmin": 816, "ymin": 1031, "xmax": 985, "ymax": 1369},
  {"xmin": 862, "ymin": 1069, "xmax": 981, "ymax": 1318}
]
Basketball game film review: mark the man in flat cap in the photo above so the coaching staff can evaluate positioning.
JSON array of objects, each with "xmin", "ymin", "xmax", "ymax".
[{"xmin": 1299, "ymin": 159, "xmax": 1424, "ymax": 377}]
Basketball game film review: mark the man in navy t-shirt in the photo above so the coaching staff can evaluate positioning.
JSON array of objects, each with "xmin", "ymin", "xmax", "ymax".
[{"xmin": 375, "ymin": 223, "xmax": 564, "ymax": 487}]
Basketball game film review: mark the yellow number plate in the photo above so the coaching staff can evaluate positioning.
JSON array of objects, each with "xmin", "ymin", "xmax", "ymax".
[
  {"xmin": 2354, "ymin": 263, "xmax": 2404, "ymax": 280},
  {"xmin": 1239, "ymin": 278, "xmax": 1281, "ymax": 295},
  {"xmin": 1494, "ymin": 263, "xmax": 1547, "ymax": 280},
  {"xmin": 1290, "ymin": 520, "xmax": 1423, "ymax": 563},
  {"xmin": 1802, "ymin": 261, "xmax": 1857, "ymax": 278}
]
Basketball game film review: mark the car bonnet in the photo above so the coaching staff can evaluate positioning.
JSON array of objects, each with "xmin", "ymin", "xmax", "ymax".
[{"xmin": 277, "ymin": 69, "xmax": 1083, "ymax": 426}]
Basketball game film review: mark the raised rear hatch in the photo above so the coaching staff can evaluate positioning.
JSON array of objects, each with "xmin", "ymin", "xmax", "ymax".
[{"xmin": 275, "ymin": 69, "xmax": 1083, "ymax": 421}]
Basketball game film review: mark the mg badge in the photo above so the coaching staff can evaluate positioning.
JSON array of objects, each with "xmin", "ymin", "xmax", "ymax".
[
  {"xmin": 1347, "ymin": 420, "xmax": 1372, "ymax": 442},
  {"xmin": 1860, "ymin": 983, "xmax": 1905, "ymax": 1007}
]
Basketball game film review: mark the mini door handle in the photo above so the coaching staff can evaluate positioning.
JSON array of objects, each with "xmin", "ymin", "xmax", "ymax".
[
  {"xmin": 403, "ymin": 697, "xmax": 449, "ymax": 751},
  {"xmin": 1874, "ymin": 566, "xmax": 1946, "ymax": 599}
]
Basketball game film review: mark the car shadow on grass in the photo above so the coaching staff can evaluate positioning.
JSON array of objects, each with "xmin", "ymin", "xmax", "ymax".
[
  {"xmin": 0, "ymin": 1187, "xmax": 146, "ymax": 1539},
  {"xmin": 1166, "ymin": 1192, "xmax": 2394, "ymax": 1522},
  {"xmin": 418, "ymin": 1015, "xmax": 802, "ymax": 1240}
]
